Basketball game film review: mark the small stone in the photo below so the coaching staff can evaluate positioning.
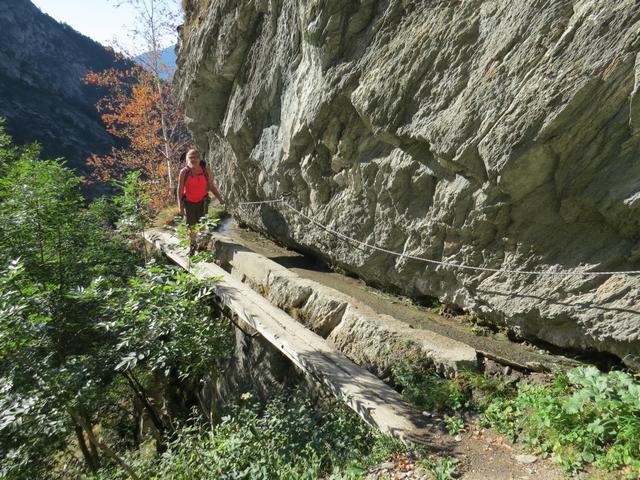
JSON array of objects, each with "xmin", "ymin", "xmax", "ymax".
[
  {"xmin": 454, "ymin": 434, "xmax": 463, "ymax": 442},
  {"xmin": 514, "ymin": 454, "xmax": 538, "ymax": 464},
  {"xmin": 378, "ymin": 461, "xmax": 395, "ymax": 470}
]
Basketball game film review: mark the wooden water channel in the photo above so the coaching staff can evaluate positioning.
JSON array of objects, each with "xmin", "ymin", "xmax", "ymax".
[{"xmin": 145, "ymin": 228, "xmax": 432, "ymax": 446}]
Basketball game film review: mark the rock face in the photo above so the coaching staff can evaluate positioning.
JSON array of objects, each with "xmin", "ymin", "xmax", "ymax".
[
  {"xmin": 0, "ymin": 0, "xmax": 125, "ymax": 171},
  {"xmin": 175, "ymin": 0, "xmax": 640, "ymax": 367}
]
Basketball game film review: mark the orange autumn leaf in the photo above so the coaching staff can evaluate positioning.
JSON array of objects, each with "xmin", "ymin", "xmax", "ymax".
[{"xmin": 85, "ymin": 64, "xmax": 191, "ymax": 208}]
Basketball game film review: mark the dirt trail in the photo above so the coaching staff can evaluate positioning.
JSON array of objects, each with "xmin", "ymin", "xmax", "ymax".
[{"xmin": 362, "ymin": 424, "xmax": 564, "ymax": 479}]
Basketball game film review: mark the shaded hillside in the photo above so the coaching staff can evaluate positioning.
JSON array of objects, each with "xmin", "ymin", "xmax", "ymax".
[{"xmin": 0, "ymin": 0, "xmax": 130, "ymax": 172}]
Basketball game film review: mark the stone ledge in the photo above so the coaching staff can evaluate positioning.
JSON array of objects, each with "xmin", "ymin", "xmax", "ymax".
[{"xmin": 212, "ymin": 233, "xmax": 478, "ymax": 377}]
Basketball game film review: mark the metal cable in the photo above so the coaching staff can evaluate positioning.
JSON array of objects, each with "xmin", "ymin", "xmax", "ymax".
[{"xmin": 236, "ymin": 198, "xmax": 640, "ymax": 277}]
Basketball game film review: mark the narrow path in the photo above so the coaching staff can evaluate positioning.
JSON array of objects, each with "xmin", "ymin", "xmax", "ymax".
[
  {"xmin": 148, "ymin": 226, "xmax": 565, "ymax": 479},
  {"xmin": 220, "ymin": 218, "xmax": 580, "ymax": 373},
  {"xmin": 363, "ymin": 423, "xmax": 563, "ymax": 479},
  {"xmin": 145, "ymin": 228, "xmax": 434, "ymax": 445}
]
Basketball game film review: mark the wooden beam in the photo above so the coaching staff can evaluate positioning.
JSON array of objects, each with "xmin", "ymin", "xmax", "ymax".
[{"xmin": 145, "ymin": 228, "xmax": 433, "ymax": 446}]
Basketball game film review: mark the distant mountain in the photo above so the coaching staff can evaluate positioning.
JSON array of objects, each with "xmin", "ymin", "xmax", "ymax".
[
  {"xmin": 0, "ymin": 0, "xmax": 131, "ymax": 173},
  {"xmin": 135, "ymin": 46, "xmax": 177, "ymax": 80}
]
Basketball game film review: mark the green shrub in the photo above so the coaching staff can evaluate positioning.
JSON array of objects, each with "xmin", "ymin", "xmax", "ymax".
[
  {"xmin": 393, "ymin": 354, "xmax": 640, "ymax": 476},
  {"xmin": 443, "ymin": 415, "xmax": 465, "ymax": 435},
  {"xmin": 0, "ymin": 125, "xmax": 142, "ymax": 479},
  {"xmin": 418, "ymin": 456, "xmax": 459, "ymax": 480},
  {"xmin": 391, "ymin": 359, "xmax": 468, "ymax": 412},
  {"xmin": 481, "ymin": 367, "xmax": 640, "ymax": 474},
  {"xmin": 86, "ymin": 391, "xmax": 402, "ymax": 480},
  {"xmin": 391, "ymin": 357, "xmax": 511, "ymax": 413}
]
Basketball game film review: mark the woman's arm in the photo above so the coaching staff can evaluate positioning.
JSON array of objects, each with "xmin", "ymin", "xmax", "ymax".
[
  {"xmin": 205, "ymin": 166, "xmax": 224, "ymax": 204},
  {"xmin": 177, "ymin": 169, "xmax": 187, "ymax": 213}
]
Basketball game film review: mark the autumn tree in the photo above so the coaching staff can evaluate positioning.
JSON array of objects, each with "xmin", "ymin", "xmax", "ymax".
[
  {"xmin": 85, "ymin": 64, "xmax": 189, "ymax": 207},
  {"xmin": 115, "ymin": 0, "xmax": 181, "ymax": 79},
  {"xmin": 86, "ymin": 0, "xmax": 188, "ymax": 208}
]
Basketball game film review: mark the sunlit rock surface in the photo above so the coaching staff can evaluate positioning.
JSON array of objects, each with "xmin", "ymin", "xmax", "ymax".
[{"xmin": 175, "ymin": 0, "xmax": 640, "ymax": 367}]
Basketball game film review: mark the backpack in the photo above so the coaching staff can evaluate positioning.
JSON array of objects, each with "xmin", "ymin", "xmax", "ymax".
[{"xmin": 186, "ymin": 162, "xmax": 208, "ymax": 184}]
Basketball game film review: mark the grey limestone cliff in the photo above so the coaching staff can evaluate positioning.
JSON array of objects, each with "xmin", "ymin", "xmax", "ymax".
[{"xmin": 174, "ymin": 0, "xmax": 640, "ymax": 367}]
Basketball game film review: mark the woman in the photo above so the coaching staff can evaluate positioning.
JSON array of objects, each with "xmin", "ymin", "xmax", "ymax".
[{"xmin": 177, "ymin": 148, "xmax": 224, "ymax": 254}]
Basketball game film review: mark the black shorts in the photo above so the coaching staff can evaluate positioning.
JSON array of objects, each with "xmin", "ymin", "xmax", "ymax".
[{"xmin": 184, "ymin": 199, "xmax": 206, "ymax": 226}]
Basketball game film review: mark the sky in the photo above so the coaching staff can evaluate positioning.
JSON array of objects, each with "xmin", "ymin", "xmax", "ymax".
[{"xmin": 31, "ymin": 0, "xmax": 179, "ymax": 54}]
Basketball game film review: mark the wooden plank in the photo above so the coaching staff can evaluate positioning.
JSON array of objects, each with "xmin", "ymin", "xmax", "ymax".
[{"xmin": 145, "ymin": 228, "xmax": 432, "ymax": 445}]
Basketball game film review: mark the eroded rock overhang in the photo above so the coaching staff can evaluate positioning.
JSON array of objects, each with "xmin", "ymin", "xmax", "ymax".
[{"xmin": 174, "ymin": 0, "xmax": 640, "ymax": 367}]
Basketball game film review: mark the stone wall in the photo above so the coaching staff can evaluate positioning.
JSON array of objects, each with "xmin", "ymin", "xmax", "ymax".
[{"xmin": 174, "ymin": 0, "xmax": 640, "ymax": 367}]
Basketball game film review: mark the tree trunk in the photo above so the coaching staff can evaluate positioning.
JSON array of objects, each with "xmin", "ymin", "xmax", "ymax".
[
  {"xmin": 157, "ymin": 80, "xmax": 174, "ymax": 192},
  {"xmin": 122, "ymin": 371, "xmax": 168, "ymax": 435},
  {"xmin": 74, "ymin": 423, "xmax": 99, "ymax": 473},
  {"xmin": 69, "ymin": 410, "xmax": 140, "ymax": 480},
  {"xmin": 148, "ymin": 2, "xmax": 175, "ymax": 193}
]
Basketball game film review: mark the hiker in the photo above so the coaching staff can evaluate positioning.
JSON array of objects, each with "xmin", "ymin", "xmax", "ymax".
[{"xmin": 177, "ymin": 148, "xmax": 224, "ymax": 254}]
